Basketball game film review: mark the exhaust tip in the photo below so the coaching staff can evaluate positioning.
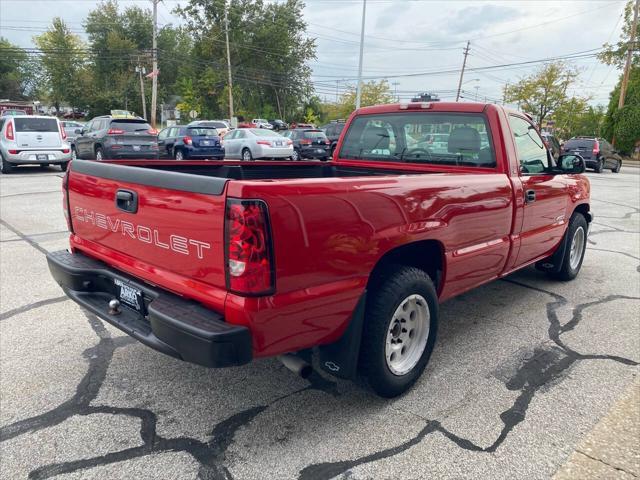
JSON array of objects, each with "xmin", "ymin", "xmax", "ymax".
[{"xmin": 278, "ymin": 354, "xmax": 313, "ymax": 378}]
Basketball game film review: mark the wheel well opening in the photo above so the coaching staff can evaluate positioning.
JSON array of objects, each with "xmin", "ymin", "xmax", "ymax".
[
  {"xmin": 574, "ymin": 204, "xmax": 591, "ymax": 222},
  {"xmin": 369, "ymin": 240, "xmax": 444, "ymax": 293}
]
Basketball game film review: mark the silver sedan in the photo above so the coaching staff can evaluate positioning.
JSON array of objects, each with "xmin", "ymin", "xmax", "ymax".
[{"xmin": 223, "ymin": 128, "xmax": 293, "ymax": 161}]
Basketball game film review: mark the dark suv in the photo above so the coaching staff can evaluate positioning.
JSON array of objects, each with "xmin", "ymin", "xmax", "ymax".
[
  {"xmin": 73, "ymin": 116, "xmax": 159, "ymax": 160},
  {"xmin": 283, "ymin": 129, "xmax": 330, "ymax": 161},
  {"xmin": 319, "ymin": 120, "xmax": 346, "ymax": 157},
  {"xmin": 157, "ymin": 125, "xmax": 224, "ymax": 160},
  {"xmin": 562, "ymin": 137, "xmax": 622, "ymax": 173}
]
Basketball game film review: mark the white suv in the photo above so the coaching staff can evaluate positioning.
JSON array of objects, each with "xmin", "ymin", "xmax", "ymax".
[
  {"xmin": 0, "ymin": 116, "xmax": 72, "ymax": 174},
  {"xmin": 251, "ymin": 118, "xmax": 273, "ymax": 129}
]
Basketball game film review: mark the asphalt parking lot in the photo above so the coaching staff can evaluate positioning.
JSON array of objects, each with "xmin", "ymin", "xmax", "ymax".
[{"xmin": 1, "ymin": 165, "xmax": 638, "ymax": 479}]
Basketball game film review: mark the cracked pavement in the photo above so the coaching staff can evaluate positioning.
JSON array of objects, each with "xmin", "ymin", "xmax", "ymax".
[{"xmin": 1, "ymin": 166, "xmax": 639, "ymax": 479}]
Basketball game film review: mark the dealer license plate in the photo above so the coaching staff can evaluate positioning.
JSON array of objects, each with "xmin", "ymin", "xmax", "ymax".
[{"xmin": 114, "ymin": 279, "xmax": 145, "ymax": 315}]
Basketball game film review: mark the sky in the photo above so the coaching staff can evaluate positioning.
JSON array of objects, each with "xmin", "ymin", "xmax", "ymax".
[{"xmin": 0, "ymin": 0, "xmax": 628, "ymax": 107}]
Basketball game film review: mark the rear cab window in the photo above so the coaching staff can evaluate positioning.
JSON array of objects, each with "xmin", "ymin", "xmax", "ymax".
[
  {"xmin": 339, "ymin": 112, "xmax": 496, "ymax": 168},
  {"xmin": 14, "ymin": 118, "xmax": 59, "ymax": 132}
]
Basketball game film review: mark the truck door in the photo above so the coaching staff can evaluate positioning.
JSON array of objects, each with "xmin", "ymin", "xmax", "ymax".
[{"xmin": 508, "ymin": 114, "xmax": 569, "ymax": 267}]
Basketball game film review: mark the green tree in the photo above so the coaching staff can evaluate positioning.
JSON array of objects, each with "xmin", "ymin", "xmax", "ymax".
[
  {"xmin": 34, "ymin": 18, "xmax": 87, "ymax": 112},
  {"xmin": 177, "ymin": 0, "xmax": 316, "ymax": 120},
  {"xmin": 598, "ymin": 0, "xmax": 639, "ymax": 69},
  {"xmin": 504, "ymin": 62, "xmax": 579, "ymax": 125},
  {"xmin": 334, "ymin": 80, "xmax": 394, "ymax": 118},
  {"xmin": 603, "ymin": 66, "xmax": 640, "ymax": 154},
  {"xmin": 0, "ymin": 38, "xmax": 39, "ymax": 99},
  {"xmin": 552, "ymin": 99, "xmax": 605, "ymax": 139}
]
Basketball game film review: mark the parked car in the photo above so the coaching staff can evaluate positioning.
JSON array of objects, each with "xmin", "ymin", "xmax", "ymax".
[
  {"xmin": 0, "ymin": 115, "xmax": 71, "ymax": 173},
  {"xmin": 541, "ymin": 132, "xmax": 561, "ymax": 160},
  {"xmin": 283, "ymin": 128, "xmax": 331, "ymax": 161},
  {"xmin": 73, "ymin": 115, "xmax": 159, "ymax": 161},
  {"xmin": 251, "ymin": 118, "xmax": 272, "ymax": 129},
  {"xmin": 223, "ymin": 128, "xmax": 292, "ymax": 161},
  {"xmin": 319, "ymin": 120, "xmax": 346, "ymax": 157},
  {"xmin": 1, "ymin": 109, "xmax": 28, "ymax": 117},
  {"xmin": 63, "ymin": 109, "xmax": 86, "ymax": 119},
  {"xmin": 47, "ymin": 101, "xmax": 591, "ymax": 398},
  {"xmin": 157, "ymin": 125, "xmax": 224, "ymax": 160},
  {"xmin": 61, "ymin": 121, "xmax": 84, "ymax": 143},
  {"xmin": 268, "ymin": 119, "xmax": 288, "ymax": 131},
  {"xmin": 289, "ymin": 122, "xmax": 314, "ymax": 130},
  {"xmin": 188, "ymin": 120, "xmax": 231, "ymax": 137},
  {"xmin": 562, "ymin": 137, "xmax": 622, "ymax": 173}
]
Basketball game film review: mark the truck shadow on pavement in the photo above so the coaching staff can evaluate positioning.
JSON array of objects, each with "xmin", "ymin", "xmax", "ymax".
[{"xmin": 0, "ymin": 217, "xmax": 638, "ymax": 479}]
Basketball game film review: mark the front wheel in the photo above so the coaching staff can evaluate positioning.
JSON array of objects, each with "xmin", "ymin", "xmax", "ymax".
[
  {"xmin": 359, "ymin": 266, "xmax": 438, "ymax": 398},
  {"xmin": 174, "ymin": 149, "xmax": 185, "ymax": 161},
  {"xmin": 71, "ymin": 146, "xmax": 77, "ymax": 161},
  {"xmin": 60, "ymin": 161, "xmax": 69, "ymax": 172},
  {"xmin": 549, "ymin": 213, "xmax": 588, "ymax": 281},
  {"xmin": 612, "ymin": 159, "xmax": 622, "ymax": 173},
  {"xmin": 290, "ymin": 149, "xmax": 300, "ymax": 161},
  {"xmin": 95, "ymin": 147, "xmax": 104, "ymax": 161},
  {"xmin": 242, "ymin": 148, "xmax": 253, "ymax": 161},
  {"xmin": 594, "ymin": 158, "xmax": 603, "ymax": 173}
]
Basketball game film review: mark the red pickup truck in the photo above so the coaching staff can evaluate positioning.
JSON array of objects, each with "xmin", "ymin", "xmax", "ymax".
[{"xmin": 47, "ymin": 102, "xmax": 591, "ymax": 397}]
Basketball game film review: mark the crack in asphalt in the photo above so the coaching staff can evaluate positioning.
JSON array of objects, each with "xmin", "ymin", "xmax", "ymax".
[
  {"xmin": 0, "ymin": 219, "xmax": 50, "ymax": 255},
  {"xmin": 0, "ymin": 296, "xmax": 68, "ymax": 322}
]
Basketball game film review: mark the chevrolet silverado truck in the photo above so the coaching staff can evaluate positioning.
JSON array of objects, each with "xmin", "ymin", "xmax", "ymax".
[{"xmin": 47, "ymin": 102, "xmax": 591, "ymax": 397}]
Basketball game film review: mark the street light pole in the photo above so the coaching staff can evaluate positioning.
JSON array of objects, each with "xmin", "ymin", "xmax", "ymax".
[
  {"xmin": 355, "ymin": 0, "xmax": 367, "ymax": 110},
  {"xmin": 224, "ymin": 1, "xmax": 235, "ymax": 122},
  {"xmin": 150, "ymin": 0, "xmax": 158, "ymax": 127}
]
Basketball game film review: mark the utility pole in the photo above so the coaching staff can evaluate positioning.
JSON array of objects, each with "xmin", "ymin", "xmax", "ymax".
[
  {"xmin": 150, "ymin": 0, "xmax": 158, "ymax": 128},
  {"xmin": 136, "ymin": 63, "xmax": 147, "ymax": 120},
  {"xmin": 392, "ymin": 81, "xmax": 400, "ymax": 101},
  {"xmin": 355, "ymin": 0, "xmax": 367, "ymax": 110},
  {"xmin": 335, "ymin": 79, "xmax": 340, "ymax": 103},
  {"xmin": 619, "ymin": 0, "xmax": 638, "ymax": 109},
  {"xmin": 455, "ymin": 41, "xmax": 470, "ymax": 102},
  {"xmin": 224, "ymin": 1, "xmax": 235, "ymax": 122}
]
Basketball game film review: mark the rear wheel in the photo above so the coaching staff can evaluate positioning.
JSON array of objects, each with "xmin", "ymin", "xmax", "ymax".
[
  {"xmin": 242, "ymin": 148, "xmax": 253, "ymax": 161},
  {"xmin": 594, "ymin": 158, "xmax": 603, "ymax": 173},
  {"xmin": 95, "ymin": 147, "xmax": 104, "ymax": 161},
  {"xmin": 0, "ymin": 155, "xmax": 13, "ymax": 174},
  {"xmin": 548, "ymin": 213, "xmax": 588, "ymax": 281},
  {"xmin": 612, "ymin": 159, "xmax": 622, "ymax": 173},
  {"xmin": 60, "ymin": 161, "xmax": 69, "ymax": 172},
  {"xmin": 290, "ymin": 149, "xmax": 300, "ymax": 161},
  {"xmin": 174, "ymin": 149, "xmax": 185, "ymax": 161},
  {"xmin": 359, "ymin": 266, "xmax": 438, "ymax": 397},
  {"xmin": 71, "ymin": 146, "xmax": 77, "ymax": 161}
]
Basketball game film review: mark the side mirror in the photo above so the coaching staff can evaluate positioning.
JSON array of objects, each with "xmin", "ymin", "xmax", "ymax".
[{"xmin": 557, "ymin": 154, "xmax": 585, "ymax": 174}]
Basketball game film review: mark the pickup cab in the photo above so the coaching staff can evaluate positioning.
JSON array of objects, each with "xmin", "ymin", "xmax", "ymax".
[{"xmin": 47, "ymin": 102, "xmax": 591, "ymax": 397}]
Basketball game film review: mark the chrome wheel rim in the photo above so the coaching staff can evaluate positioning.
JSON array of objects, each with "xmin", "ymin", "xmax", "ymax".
[
  {"xmin": 96, "ymin": 150, "xmax": 102, "ymax": 161},
  {"xmin": 385, "ymin": 294, "xmax": 430, "ymax": 376},
  {"xmin": 569, "ymin": 226, "xmax": 585, "ymax": 270},
  {"xmin": 175, "ymin": 151, "xmax": 183, "ymax": 160},
  {"xmin": 71, "ymin": 148, "xmax": 77, "ymax": 161},
  {"xmin": 243, "ymin": 150, "xmax": 251, "ymax": 161}
]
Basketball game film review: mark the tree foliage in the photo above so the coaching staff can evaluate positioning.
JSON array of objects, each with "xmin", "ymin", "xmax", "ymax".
[
  {"xmin": 552, "ymin": 98, "xmax": 605, "ymax": 139},
  {"xmin": 504, "ymin": 62, "xmax": 579, "ymax": 125},
  {"xmin": 330, "ymin": 80, "xmax": 394, "ymax": 119},
  {"xmin": 0, "ymin": 38, "xmax": 39, "ymax": 99},
  {"xmin": 603, "ymin": 66, "xmax": 640, "ymax": 154},
  {"xmin": 598, "ymin": 0, "xmax": 639, "ymax": 69}
]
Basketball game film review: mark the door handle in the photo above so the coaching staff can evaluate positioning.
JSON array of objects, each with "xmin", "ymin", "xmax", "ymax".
[
  {"xmin": 525, "ymin": 189, "xmax": 536, "ymax": 203},
  {"xmin": 115, "ymin": 189, "xmax": 138, "ymax": 213}
]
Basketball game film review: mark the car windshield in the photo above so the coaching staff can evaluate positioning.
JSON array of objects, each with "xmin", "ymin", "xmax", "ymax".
[
  {"xmin": 187, "ymin": 127, "xmax": 218, "ymax": 136},
  {"xmin": 564, "ymin": 139, "xmax": 595, "ymax": 149},
  {"xmin": 340, "ymin": 112, "xmax": 496, "ymax": 168},
  {"xmin": 250, "ymin": 129, "xmax": 280, "ymax": 137},
  {"xmin": 111, "ymin": 120, "xmax": 152, "ymax": 132},
  {"xmin": 14, "ymin": 118, "xmax": 59, "ymax": 132},
  {"xmin": 303, "ymin": 131, "xmax": 326, "ymax": 139}
]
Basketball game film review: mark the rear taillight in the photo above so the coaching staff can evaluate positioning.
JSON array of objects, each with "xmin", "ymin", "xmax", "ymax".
[
  {"xmin": 256, "ymin": 140, "xmax": 271, "ymax": 146},
  {"xmin": 8, "ymin": 149, "xmax": 17, "ymax": 154},
  {"xmin": 183, "ymin": 136, "xmax": 193, "ymax": 145},
  {"xmin": 324, "ymin": 139, "xmax": 330, "ymax": 145},
  {"xmin": 286, "ymin": 139, "xmax": 293, "ymax": 145},
  {"xmin": 60, "ymin": 125, "xmax": 67, "ymax": 140},
  {"xmin": 107, "ymin": 128, "xmax": 124, "ymax": 135},
  {"xmin": 593, "ymin": 141, "xmax": 600, "ymax": 155},
  {"xmin": 5, "ymin": 122, "xmax": 14, "ymax": 140},
  {"xmin": 225, "ymin": 199, "xmax": 274, "ymax": 295},
  {"xmin": 148, "ymin": 128, "xmax": 158, "ymax": 135},
  {"xmin": 62, "ymin": 148, "xmax": 70, "ymax": 154}
]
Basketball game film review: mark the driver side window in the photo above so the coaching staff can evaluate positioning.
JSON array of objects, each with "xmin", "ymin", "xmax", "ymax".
[{"xmin": 509, "ymin": 115, "xmax": 549, "ymax": 175}]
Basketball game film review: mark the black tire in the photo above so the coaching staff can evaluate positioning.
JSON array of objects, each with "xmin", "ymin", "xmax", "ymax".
[
  {"xmin": 291, "ymin": 149, "xmax": 300, "ymax": 161},
  {"xmin": 548, "ymin": 213, "xmax": 588, "ymax": 281},
  {"xmin": 174, "ymin": 149, "xmax": 185, "ymax": 161},
  {"xmin": 1, "ymin": 155, "xmax": 13, "ymax": 174},
  {"xmin": 241, "ymin": 148, "xmax": 253, "ymax": 161},
  {"xmin": 359, "ymin": 266, "xmax": 439, "ymax": 398},
  {"xmin": 95, "ymin": 147, "xmax": 104, "ymax": 161},
  {"xmin": 612, "ymin": 159, "xmax": 622, "ymax": 173},
  {"xmin": 594, "ymin": 158, "xmax": 603, "ymax": 173},
  {"xmin": 60, "ymin": 161, "xmax": 69, "ymax": 172}
]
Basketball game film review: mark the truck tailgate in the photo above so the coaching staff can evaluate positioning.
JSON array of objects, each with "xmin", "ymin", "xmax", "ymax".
[{"xmin": 67, "ymin": 160, "xmax": 228, "ymax": 292}]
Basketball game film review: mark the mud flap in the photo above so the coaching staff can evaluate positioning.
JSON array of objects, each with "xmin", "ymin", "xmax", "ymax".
[{"xmin": 318, "ymin": 291, "xmax": 367, "ymax": 379}]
